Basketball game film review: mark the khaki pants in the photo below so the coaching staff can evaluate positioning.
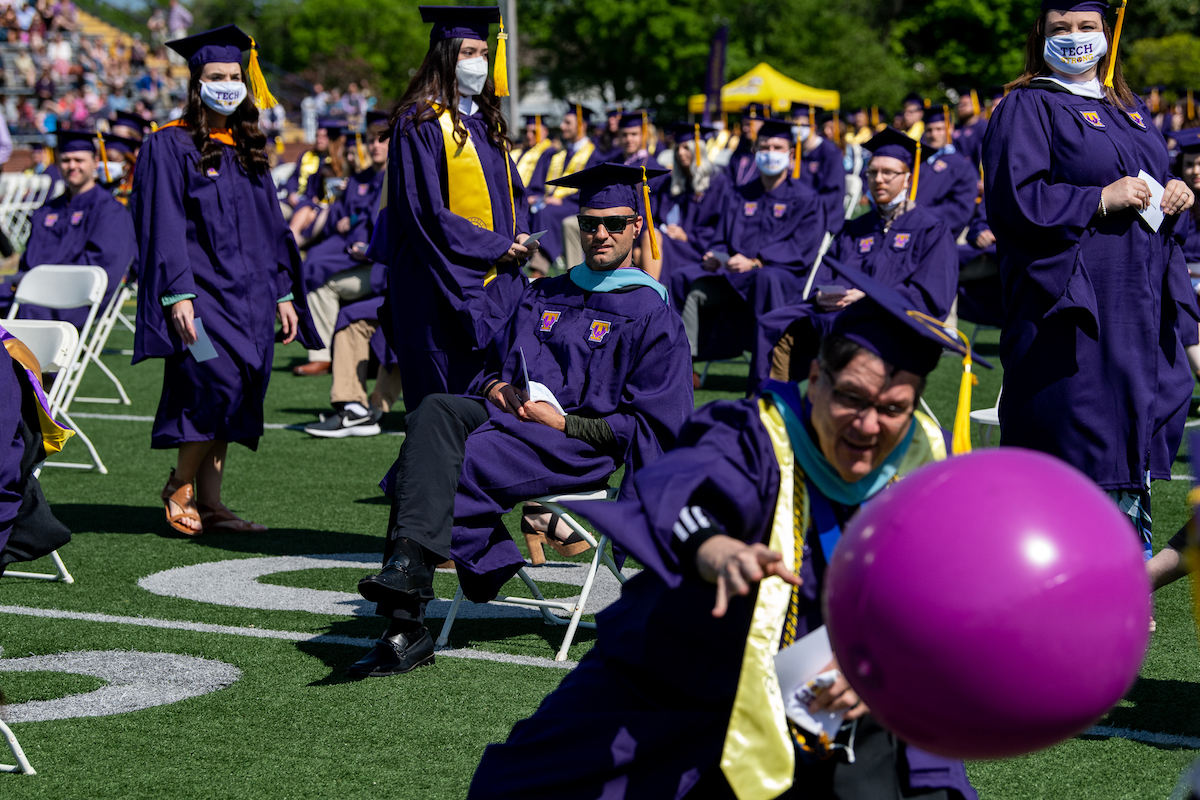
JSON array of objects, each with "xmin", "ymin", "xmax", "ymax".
[
  {"xmin": 562, "ymin": 214, "xmax": 583, "ymax": 269},
  {"xmin": 306, "ymin": 264, "xmax": 373, "ymax": 361},
  {"xmin": 331, "ymin": 319, "xmax": 403, "ymax": 411}
]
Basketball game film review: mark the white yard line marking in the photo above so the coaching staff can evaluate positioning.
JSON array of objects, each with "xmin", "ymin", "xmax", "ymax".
[
  {"xmin": 67, "ymin": 412, "xmax": 405, "ymax": 436},
  {"xmin": 1085, "ymin": 725, "xmax": 1200, "ymax": 749},
  {"xmin": 0, "ymin": 605, "xmax": 574, "ymax": 670}
]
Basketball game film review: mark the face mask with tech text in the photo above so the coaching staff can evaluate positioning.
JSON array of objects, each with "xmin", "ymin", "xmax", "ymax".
[
  {"xmin": 1043, "ymin": 31, "xmax": 1108, "ymax": 75},
  {"xmin": 756, "ymin": 150, "xmax": 790, "ymax": 176},
  {"xmin": 200, "ymin": 81, "xmax": 248, "ymax": 114}
]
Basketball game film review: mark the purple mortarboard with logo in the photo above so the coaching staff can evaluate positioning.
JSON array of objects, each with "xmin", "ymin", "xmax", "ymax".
[
  {"xmin": 865, "ymin": 127, "xmax": 918, "ymax": 167},
  {"xmin": 546, "ymin": 162, "xmax": 668, "ymax": 211},
  {"xmin": 824, "ymin": 257, "xmax": 992, "ymax": 376},
  {"xmin": 166, "ymin": 24, "xmax": 253, "ymax": 71},
  {"xmin": 419, "ymin": 5, "xmax": 500, "ymax": 43}
]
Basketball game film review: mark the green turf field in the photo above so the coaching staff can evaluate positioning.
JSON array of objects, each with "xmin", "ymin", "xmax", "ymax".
[{"xmin": 0, "ymin": 318, "xmax": 1197, "ymax": 799}]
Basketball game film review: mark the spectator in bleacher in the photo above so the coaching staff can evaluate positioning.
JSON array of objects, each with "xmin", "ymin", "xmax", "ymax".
[
  {"xmin": 52, "ymin": 0, "xmax": 78, "ymax": 32},
  {"xmin": 3, "ymin": 131, "xmax": 136, "ymax": 327},
  {"xmin": 136, "ymin": 67, "xmax": 164, "ymax": 106},
  {"xmin": 14, "ymin": 43, "xmax": 35, "ymax": 86},
  {"xmin": 132, "ymin": 25, "xmax": 319, "ymax": 536},
  {"xmin": 47, "ymin": 30, "xmax": 70, "ymax": 78},
  {"xmin": 147, "ymin": 6, "xmax": 165, "ymax": 50},
  {"xmin": 33, "ymin": 65, "xmax": 53, "ymax": 102},
  {"xmin": 165, "ymin": 0, "xmax": 192, "ymax": 65},
  {"xmin": 130, "ymin": 33, "xmax": 146, "ymax": 69}
]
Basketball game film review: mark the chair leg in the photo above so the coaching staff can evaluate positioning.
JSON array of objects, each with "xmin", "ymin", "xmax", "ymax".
[
  {"xmin": 0, "ymin": 720, "xmax": 36, "ymax": 775},
  {"xmin": 48, "ymin": 410, "xmax": 107, "ymax": 474},
  {"xmin": 516, "ymin": 567, "xmax": 559, "ymax": 625},
  {"xmin": 555, "ymin": 535, "xmax": 609, "ymax": 662},
  {"xmin": 434, "ymin": 585, "xmax": 466, "ymax": 649},
  {"xmin": 2, "ymin": 548, "xmax": 74, "ymax": 583},
  {"xmin": 73, "ymin": 351, "xmax": 132, "ymax": 405}
]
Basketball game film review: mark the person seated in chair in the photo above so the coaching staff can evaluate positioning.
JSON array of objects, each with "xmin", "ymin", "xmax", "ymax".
[
  {"xmin": 671, "ymin": 119, "xmax": 826, "ymax": 383},
  {"xmin": 751, "ymin": 127, "xmax": 959, "ymax": 390},
  {"xmin": 348, "ymin": 163, "xmax": 694, "ymax": 679},
  {"xmin": 0, "ymin": 323, "xmax": 72, "ymax": 576},
  {"xmin": 293, "ymin": 112, "xmax": 389, "ymax": 377},
  {"xmin": 469, "ymin": 264, "xmax": 986, "ymax": 800},
  {"xmin": 286, "ymin": 118, "xmax": 348, "ymax": 243},
  {"xmin": 791, "ymin": 104, "xmax": 847, "ymax": 234},
  {"xmin": 1, "ymin": 131, "xmax": 137, "ymax": 330},
  {"xmin": 914, "ymin": 105, "xmax": 979, "ymax": 238}
]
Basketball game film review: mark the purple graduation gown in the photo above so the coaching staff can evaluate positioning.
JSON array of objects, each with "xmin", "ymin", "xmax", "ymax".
[
  {"xmin": 471, "ymin": 396, "xmax": 976, "ymax": 800},
  {"xmin": 367, "ymin": 107, "xmax": 529, "ymax": 412},
  {"xmin": 914, "ymin": 148, "xmax": 979, "ymax": 237},
  {"xmin": 518, "ymin": 144, "xmax": 556, "ymax": 198},
  {"xmin": 726, "ymin": 139, "xmax": 758, "ymax": 186},
  {"xmin": 436, "ymin": 273, "xmax": 693, "ymax": 601},
  {"xmin": 984, "ymin": 84, "xmax": 1200, "ymax": 490},
  {"xmin": 952, "ymin": 118, "xmax": 987, "ymax": 170},
  {"xmin": 11, "ymin": 184, "xmax": 137, "ymax": 329},
  {"xmin": 670, "ymin": 175, "xmax": 827, "ymax": 360},
  {"xmin": 131, "ymin": 126, "xmax": 321, "ymax": 450},
  {"xmin": 956, "ymin": 200, "xmax": 1004, "ymax": 326},
  {"xmin": 800, "ymin": 136, "xmax": 847, "ymax": 234},
  {"xmin": 0, "ymin": 344, "xmax": 23, "ymax": 556},
  {"xmin": 749, "ymin": 205, "xmax": 960, "ymax": 391},
  {"xmin": 300, "ymin": 165, "xmax": 385, "ymax": 293},
  {"xmin": 652, "ymin": 169, "xmax": 732, "ymax": 289},
  {"xmin": 1177, "ymin": 208, "xmax": 1200, "ymax": 263}
]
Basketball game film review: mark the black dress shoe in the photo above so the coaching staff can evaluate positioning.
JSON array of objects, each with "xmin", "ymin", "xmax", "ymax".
[
  {"xmin": 358, "ymin": 537, "xmax": 436, "ymax": 606},
  {"xmin": 347, "ymin": 625, "xmax": 435, "ymax": 678}
]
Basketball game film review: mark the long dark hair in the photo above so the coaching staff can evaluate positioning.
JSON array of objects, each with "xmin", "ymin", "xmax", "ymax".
[
  {"xmin": 183, "ymin": 70, "xmax": 270, "ymax": 175},
  {"xmin": 389, "ymin": 37, "xmax": 509, "ymax": 149},
  {"xmin": 1008, "ymin": 13, "xmax": 1136, "ymax": 110}
]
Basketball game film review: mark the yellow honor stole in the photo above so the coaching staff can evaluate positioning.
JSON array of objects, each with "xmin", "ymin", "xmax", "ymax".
[
  {"xmin": 434, "ymin": 107, "xmax": 516, "ymax": 287},
  {"xmin": 721, "ymin": 400, "xmax": 946, "ymax": 799},
  {"xmin": 720, "ymin": 398, "xmax": 804, "ymax": 800},
  {"xmin": 516, "ymin": 137, "xmax": 553, "ymax": 187},
  {"xmin": 545, "ymin": 138, "xmax": 596, "ymax": 199}
]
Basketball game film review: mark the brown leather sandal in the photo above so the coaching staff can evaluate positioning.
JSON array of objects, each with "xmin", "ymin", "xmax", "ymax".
[
  {"xmin": 196, "ymin": 503, "xmax": 268, "ymax": 534},
  {"xmin": 521, "ymin": 503, "xmax": 591, "ymax": 565},
  {"xmin": 161, "ymin": 469, "xmax": 202, "ymax": 536}
]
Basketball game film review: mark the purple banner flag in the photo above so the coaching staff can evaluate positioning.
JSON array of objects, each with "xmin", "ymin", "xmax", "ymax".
[{"xmin": 703, "ymin": 25, "xmax": 728, "ymax": 124}]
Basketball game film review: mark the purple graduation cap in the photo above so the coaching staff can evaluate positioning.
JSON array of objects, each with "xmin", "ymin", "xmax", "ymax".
[
  {"xmin": 824, "ymin": 255, "xmax": 993, "ymax": 376},
  {"xmin": 418, "ymin": 5, "xmax": 501, "ymax": 42},
  {"xmin": 1173, "ymin": 127, "xmax": 1200, "ymax": 153},
  {"xmin": 755, "ymin": 118, "xmax": 796, "ymax": 145},
  {"xmin": 112, "ymin": 110, "xmax": 150, "ymax": 137},
  {"xmin": 1040, "ymin": 0, "xmax": 1108, "ymax": 12},
  {"xmin": 99, "ymin": 133, "xmax": 141, "ymax": 156},
  {"xmin": 55, "ymin": 130, "xmax": 96, "ymax": 154},
  {"xmin": 667, "ymin": 121, "xmax": 716, "ymax": 144},
  {"xmin": 865, "ymin": 126, "xmax": 923, "ymax": 200},
  {"xmin": 547, "ymin": 162, "xmax": 669, "ymax": 258},
  {"xmin": 742, "ymin": 103, "xmax": 770, "ymax": 119},
  {"xmin": 317, "ymin": 118, "xmax": 347, "ymax": 139},
  {"xmin": 366, "ymin": 110, "xmax": 390, "ymax": 127},
  {"xmin": 166, "ymin": 24, "xmax": 252, "ymax": 70},
  {"xmin": 566, "ymin": 103, "xmax": 594, "ymax": 123}
]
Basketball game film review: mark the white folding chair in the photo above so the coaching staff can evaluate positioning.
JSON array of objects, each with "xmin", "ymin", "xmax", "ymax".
[
  {"xmin": 970, "ymin": 384, "xmax": 1003, "ymax": 446},
  {"xmin": 1, "ymin": 719, "xmax": 36, "ymax": 775},
  {"xmin": 0, "ymin": 320, "xmax": 78, "ymax": 583},
  {"xmin": 63, "ymin": 268, "xmax": 134, "ymax": 407},
  {"xmin": 0, "ymin": 173, "xmax": 52, "ymax": 250},
  {"xmin": 436, "ymin": 487, "xmax": 626, "ymax": 662},
  {"xmin": 6, "ymin": 266, "xmax": 109, "ymax": 473}
]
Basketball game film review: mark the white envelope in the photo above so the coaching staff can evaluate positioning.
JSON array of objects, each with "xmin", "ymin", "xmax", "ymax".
[
  {"xmin": 520, "ymin": 347, "xmax": 566, "ymax": 416},
  {"xmin": 774, "ymin": 625, "xmax": 846, "ymax": 742},
  {"xmin": 186, "ymin": 318, "xmax": 219, "ymax": 363},
  {"xmin": 1136, "ymin": 169, "xmax": 1165, "ymax": 233}
]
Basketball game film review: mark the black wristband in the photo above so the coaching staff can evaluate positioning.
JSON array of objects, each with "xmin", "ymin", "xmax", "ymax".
[
  {"xmin": 670, "ymin": 505, "xmax": 725, "ymax": 581},
  {"xmin": 480, "ymin": 379, "xmax": 502, "ymax": 398}
]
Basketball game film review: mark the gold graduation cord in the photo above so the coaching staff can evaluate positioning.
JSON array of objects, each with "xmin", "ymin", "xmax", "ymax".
[
  {"xmin": 721, "ymin": 398, "xmax": 802, "ymax": 800},
  {"xmin": 515, "ymin": 137, "xmax": 552, "ymax": 186},
  {"xmin": 905, "ymin": 310, "xmax": 979, "ymax": 455},
  {"xmin": 1103, "ymin": 0, "xmax": 1127, "ymax": 89},
  {"xmin": 545, "ymin": 139, "xmax": 596, "ymax": 199},
  {"xmin": 433, "ymin": 107, "xmax": 515, "ymax": 287},
  {"xmin": 2, "ymin": 337, "xmax": 73, "ymax": 455}
]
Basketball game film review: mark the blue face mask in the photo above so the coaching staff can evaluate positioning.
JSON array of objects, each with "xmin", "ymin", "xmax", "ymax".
[
  {"xmin": 1044, "ymin": 31, "xmax": 1108, "ymax": 75},
  {"xmin": 755, "ymin": 150, "xmax": 790, "ymax": 176}
]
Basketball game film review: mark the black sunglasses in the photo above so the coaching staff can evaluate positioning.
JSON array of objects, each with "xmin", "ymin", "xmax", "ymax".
[{"xmin": 577, "ymin": 214, "xmax": 638, "ymax": 234}]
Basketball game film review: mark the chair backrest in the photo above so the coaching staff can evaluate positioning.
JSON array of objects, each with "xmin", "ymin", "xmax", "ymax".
[
  {"xmin": 13, "ymin": 265, "xmax": 108, "ymax": 311},
  {"xmin": 2, "ymin": 319, "xmax": 80, "ymax": 374},
  {"xmin": 0, "ymin": 173, "xmax": 53, "ymax": 249}
]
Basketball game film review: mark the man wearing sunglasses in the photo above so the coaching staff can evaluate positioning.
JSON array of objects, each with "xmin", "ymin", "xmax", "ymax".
[
  {"xmin": 348, "ymin": 163, "xmax": 694, "ymax": 679},
  {"xmin": 471, "ymin": 263, "xmax": 985, "ymax": 800}
]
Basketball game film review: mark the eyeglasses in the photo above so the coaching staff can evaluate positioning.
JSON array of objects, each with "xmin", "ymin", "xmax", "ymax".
[
  {"xmin": 821, "ymin": 368, "xmax": 913, "ymax": 420},
  {"xmin": 867, "ymin": 168, "xmax": 908, "ymax": 181},
  {"xmin": 577, "ymin": 214, "xmax": 637, "ymax": 234}
]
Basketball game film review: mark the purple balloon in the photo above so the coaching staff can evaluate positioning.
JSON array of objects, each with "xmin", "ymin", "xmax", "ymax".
[{"xmin": 825, "ymin": 447, "xmax": 1151, "ymax": 760}]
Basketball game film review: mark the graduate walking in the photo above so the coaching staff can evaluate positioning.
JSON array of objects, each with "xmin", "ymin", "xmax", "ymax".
[
  {"xmin": 367, "ymin": 5, "xmax": 536, "ymax": 413},
  {"xmin": 132, "ymin": 25, "xmax": 320, "ymax": 536},
  {"xmin": 984, "ymin": 0, "xmax": 1199, "ymax": 557}
]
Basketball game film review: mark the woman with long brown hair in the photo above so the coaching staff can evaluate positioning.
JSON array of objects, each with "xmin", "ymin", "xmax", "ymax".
[
  {"xmin": 367, "ymin": 5, "xmax": 535, "ymax": 413},
  {"xmin": 983, "ymin": 0, "xmax": 1198, "ymax": 559},
  {"xmin": 132, "ymin": 25, "xmax": 319, "ymax": 536}
]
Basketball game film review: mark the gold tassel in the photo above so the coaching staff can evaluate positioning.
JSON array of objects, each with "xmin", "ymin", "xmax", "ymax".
[
  {"xmin": 792, "ymin": 146, "xmax": 801, "ymax": 180},
  {"xmin": 356, "ymin": 132, "xmax": 366, "ymax": 165},
  {"xmin": 275, "ymin": 135, "xmax": 284, "ymax": 154},
  {"xmin": 924, "ymin": 97, "xmax": 931, "ymax": 109},
  {"xmin": 910, "ymin": 141, "xmax": 921, "ymax": 202},
  {"xmin": 96, "ymin": 131, "xmax": 111, "ymax": 183},
  {"xmin": 150, "ymin": 120, "xmax": 158, "ymax": 133},
  {"xmin": 641, "ymin": 111, "xmax": 649, "ymax": 150},
  {"xmin": 950, "ymin": 329, "xmax": 979, "ymax": 455},
  {"xmin": 642, "ymin": 166, "xmax": 660, "ymax": 260},
  {"xmin": 870, "ymin": 105, "xmax": 879, "ymax": 129},
  {"xmin": 535, "ymin": 116, "xmax": 543, "ymax": 145},
  {"xmin": 247, "ymin": 37, "xmax": 278, "ymax": 110},
  {"xmin": 494, "ymin": 19, "xmax": 509, "ymax": 98},
  {"xmin": 970, "ymin": 90, "xmax": 980, "ymax": 117},
  {"xmin": 944, "ymin": 104, "xmax": 953, "ymax": 136},
  {"xmin": 694, "ymin": 123, "xmax": 702, "ymax": 166},
  {"xmin": 1189, "ymin": 90, "xmax": 1195, "ymax": 122},
  {"xmin": 1104, "ymin": 0, "xmax": 1127, "ymax": 89},
  {"xmin": 1150, "ymin": 87, "xmax": 1160, "ymax": 114}
]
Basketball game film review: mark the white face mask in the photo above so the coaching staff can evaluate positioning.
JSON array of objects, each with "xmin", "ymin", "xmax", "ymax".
[
  {"xmin": 755, "ymin": 150, "xmax": 790, "ymax": 176},
  {"xmin": 1043, "ymin": 31, "xmax": 1108, "ymax": 76},
  {"xmin": 797, "ymin": 125, "xmax": 812, "ymax": 142},
  {"xmin": 200, "ymin": 80, "xmax": 247, "ymax": 114},
  {"xmin": 455, "ymin": 56, "xmax": 488, "ymax": 97}
]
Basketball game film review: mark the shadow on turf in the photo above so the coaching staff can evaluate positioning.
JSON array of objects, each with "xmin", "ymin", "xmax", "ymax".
[
  {"xmin": 297, "ymin": 615, "xmax": 596, "ymax": 685},
  {"xmin": 1081, "ymin": 677, "xmax": 1200, "ymax": 748},
  {"xmin": 49, "ymin": 503, "xmax": 388, "ymax": 553}
]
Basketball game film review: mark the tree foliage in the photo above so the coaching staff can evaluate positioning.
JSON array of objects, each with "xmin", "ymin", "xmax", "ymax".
[{"xmin": 1126, "ymin": 33, "xmax": 1200, "ymax": 90}]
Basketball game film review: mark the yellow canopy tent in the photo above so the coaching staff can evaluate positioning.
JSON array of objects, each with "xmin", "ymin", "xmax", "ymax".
[{"xmin": 688, "ymin": 62, "xmax": 839, "ymax": 115}]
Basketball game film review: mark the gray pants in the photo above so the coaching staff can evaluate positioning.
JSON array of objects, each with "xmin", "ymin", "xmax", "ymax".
[{"xmin": 681, "ymin": 275, "xmax": 740, "ymax": 358}]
